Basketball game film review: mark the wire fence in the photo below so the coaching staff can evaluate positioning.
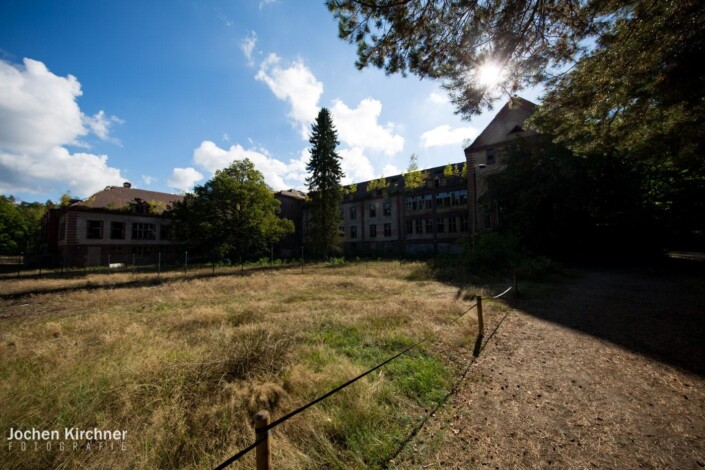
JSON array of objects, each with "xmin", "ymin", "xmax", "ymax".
[{"xmin": 214, "ymin": 285, "xmax": 514, "ymax": 469}]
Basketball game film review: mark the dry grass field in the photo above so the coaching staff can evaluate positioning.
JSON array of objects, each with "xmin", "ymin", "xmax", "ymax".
[{"xmin": 0, "ymin": 261, "xmax": 507, "ymax": 469}]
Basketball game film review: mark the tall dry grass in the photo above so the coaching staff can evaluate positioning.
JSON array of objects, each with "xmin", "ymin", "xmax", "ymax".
[{"xmin": 0, "ymin": 261, "xmax": 503, "ymax": 469}]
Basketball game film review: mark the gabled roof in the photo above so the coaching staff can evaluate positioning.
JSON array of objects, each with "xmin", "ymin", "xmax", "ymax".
[
  {"xmin": 71, "ymin": 184, "xmax": 183, "ymax": 214},
  {"xmin": 464, "ymin": 96, "xmax": 537, "ymax": 153}
]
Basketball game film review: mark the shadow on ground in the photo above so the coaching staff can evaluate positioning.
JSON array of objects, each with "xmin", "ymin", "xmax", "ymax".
[{"xmin": 500, "ymin": 259, "xmax": 705, "ymax": 377}]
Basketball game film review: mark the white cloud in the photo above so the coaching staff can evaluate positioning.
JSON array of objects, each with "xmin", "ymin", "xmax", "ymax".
[
  {"xmin": 420, "ymin": 124, "xmax": 480, "ymax": 148},
  {"xmin": 240, "ymin": 31, "xmax": 257, "ymax": 66},
  {"xmin": 259, "ymin": 0, "xmax": 277, "ymax": 9},
  {"xmin": 191, "ymin": 140, "xmax": 307, "ymax": 191},
  {"xmin": 83, "ymin": 110, "xmax": 123, "ymax": 145},
  {"xmin": 0, "ymin": 58, "xmax": 125, "ymax": 197},
  {"xmin": 428, "ymin": 91, "xmax": 449, "ymax": 105},
  {"xmin": 0, "ymin": 147, "xmax": 124, "ymax": 196},
  {"xmin": 142, "ymin": 175, "xmax": 156, "ymax": 185},
  {"xmin": 338, "ymin": 147, "xmax": 375, "ymax": 184},
  {"xmin": 331, "ymin": 98, "xmax": 404, "ymax": 156},
  {"xmin": 255, "ymin": 54, "xmax": 323, "ymax": 138},
  {"xmin": 222, "ymin": 132, "xmax": 230, "ymax": 142},
  {"xmin": 382, "ymin": 164, "xmax": 401, "ymax": 177},
  {"xmin": 168, "ymin": 167, "xmax": 203, "ymax": 193}
]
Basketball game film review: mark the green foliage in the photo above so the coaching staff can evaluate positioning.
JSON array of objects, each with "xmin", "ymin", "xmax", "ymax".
[
  {"xmin": 328, "ymin": 256, "xmax": 346, "ymax": 266},
  {"xmin": 169, "ymin": 159, "xmax": 294, "ymax": 260},
  {"xmin": 344, "ymin": 183, "xmax": 357, "ymax": 196},
  {"xmin": 306, "ymin": 108, "xmax": 345, "ymax": 257},
  {"xmin": 328, "ymin": 0, "xmax": 615, "ymax": 117},
  {"xmin": 0, "ymin": 196, "xmax": 48, "ymax": 255},
  {"xmin": 402, "ymin": 154, "xmax": 429, "ymax": 190},
  {"xmin": 443, "ymin": 163, "xmax": 462, "ymax": 179},
  {"xmin": 531, "ymin": 1, "xmax": 705, "ymax": 170},
  {"xmin": 366, "ymin": 176, "xmax": 389, "ymax": 192},
  {"xmin": 483, "ymin": 138, "xmax": 662, "ymax": 260}
]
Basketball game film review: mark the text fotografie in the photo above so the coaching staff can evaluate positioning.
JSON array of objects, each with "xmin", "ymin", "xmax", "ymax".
[{"xmin": 7, "ymin": 428, "xmax": 127, "ymax": 441}]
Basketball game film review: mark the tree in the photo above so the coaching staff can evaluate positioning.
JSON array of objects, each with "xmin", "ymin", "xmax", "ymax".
[
  {"xmin": 482, "ymin": 138, "xmax": 659, "ymax": 260},
  {"xmin": 402, "ymin": 154, "xmax": 428, "ymax": 190},
  {"xmin": 530, "ymin": 0, "xmax": 705, "ymax": 168},
  {"xmin": 328, "ymin": 0, "xmax": 614, "ymax": 116},
  {"xmin": 306, "ymin": 108, "xmax": 345, "ymax": 257},
  {"xmin": 527, "ymin": 0, "xmax": 705, "ymax": 248},
  {"xmin": 170, "ymin": 159, "xmax": 294, "ymax": 261},
  {"xmin": 0, "ymin": 196, "xmax": 50, "ymax": 255}
]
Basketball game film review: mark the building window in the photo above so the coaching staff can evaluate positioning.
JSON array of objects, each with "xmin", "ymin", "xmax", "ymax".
[
  {"xmin": 58, "ymin": 222, "xmax": 66, "ymax": 241},
  {"xmin": 458, "ymin": 190, "xmax": 468, "ymax": 205},
  {"xmin": 437, "ymin": 218, "xmax": 445, "ymax": 233},
  {"xmin": 436, "ymin": 190, "xmax": 467, "ymax": 207},
  {"xmin": 406, "ymin": 220, "xmax": 413, "ymax": 234},
  {"xmin": 350, "ymin": 206, "xmax": 357, "ymax": 220},
  {"xmin": 460, "ymin": 216, "xmax": 469, "ymax": 232},
  {"xmin": 383, "ymin": 202, "xmax": 391, "ymax": 216},
  {"xmin": 369, "ymin": 203, "xmax": 376, "ymax": 218},
  {"xmin": 132, "ymin": 223, "xmax": 156, "ymax": 240},
  {"xmin": 110, "ymin": 222, "xmax": 125, "ymax": 240},
  {"xmin": 160, "ymin": 224, "xmax": 173, "ymax": 241},
  {"xmin": 405, "ymin": 197, "xmax": 413, "ymax": 211},
  {"xmin": 86, "ymin": 220, "xmax": 103, "ymax": 239},
  {"xmin": 484, "ymin": 212, "xmax": 492, "ymax": 230},
  {"xmin": 384, "ymin": 223, "xmax": 392, "ymax": 237},
  {"xmin": 486, "ymin": 148, "xmax": 495, "ymax": 165},
  {"xmin": 369, "ymin": 224, "xmax": 377, "ymax": 238},
  {"xmin": 415, "ymin": 219, "xmax": 423, "ymax": 234},
  {"xmin": 425, "ymin": 219, "xmax": 433, "ymax": 234},
  {"xmin": 440, "ymin": 178, "xmax": 447, "ymax": 187},
  {"xmin": 424, "ymin": 195, "xmax": 433, "ymax": 209},
  {"xmin": 350, "ymin": 225, "xmax": 357, "ymax": 238},
  {"xmin": 448, "ymin": 217, "xmax": 457, "ymax": 233}
]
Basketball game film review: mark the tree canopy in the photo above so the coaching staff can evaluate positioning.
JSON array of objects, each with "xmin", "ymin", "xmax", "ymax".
[
  {"xmin": 306, "ymin": 108, "xmax": 345, "ymax": 257},
  {"xmin": 170, "ymin": 159, "xmax": 294, "ymax": 261},
  {"xmin": 482, "ymin": 138, "xmax": 661, "ymax": 260},
  {"xmin": 0, "ymin": 196, "xmax": 48, "ymax": 255},
  {"xmin": 328, "ymin": 0, "xmax": 615, "ymax": 116}
]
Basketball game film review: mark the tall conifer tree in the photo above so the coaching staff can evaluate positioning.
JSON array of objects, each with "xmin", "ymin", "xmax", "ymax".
[{"xmin": 306, "ymin": 108, "xmax": 344, "ymax": 257}]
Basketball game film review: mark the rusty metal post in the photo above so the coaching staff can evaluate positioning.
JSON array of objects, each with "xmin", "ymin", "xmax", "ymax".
[
  {"xmin": 476, "ymin": 295, "xmax": 484, "ymax": 336},
  {"xmin": 255, "ymin": 410, "xmax": 271, "ymax": 470}
]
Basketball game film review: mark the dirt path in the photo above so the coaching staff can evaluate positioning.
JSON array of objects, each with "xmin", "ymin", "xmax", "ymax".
[{"xmin": 393, "ymin": 269, "xmax": 705, "ymax": 469}]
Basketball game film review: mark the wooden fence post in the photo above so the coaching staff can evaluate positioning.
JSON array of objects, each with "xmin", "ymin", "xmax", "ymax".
[
  {"xmin": 255, "ymin": 410, "xmax": 271, "ymax": 470},
  {"xmin": 476, "ymin": 295, "xmax": 484, "ymax": 336}
]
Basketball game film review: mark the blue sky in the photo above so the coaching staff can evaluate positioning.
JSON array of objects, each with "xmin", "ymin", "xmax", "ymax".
[{"xmin": 0, "ymin": 0, "xmax": 542, "ymax": 202}]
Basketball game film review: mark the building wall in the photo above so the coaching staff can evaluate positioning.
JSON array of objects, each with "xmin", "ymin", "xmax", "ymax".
[
  {"xmin": 274, "ymin": 192, "xmax": 305, "ymax": 258},
  {"xmin": 57, "ymin": 210, "xmax": 179, "ymax": 266},
  {"xmin": 464, "ymin": 98, "xmax": 537, "ymax": 234},
  {"xmin": 339, "ymin": 173, "xmax": 470, "ymax": 256}
]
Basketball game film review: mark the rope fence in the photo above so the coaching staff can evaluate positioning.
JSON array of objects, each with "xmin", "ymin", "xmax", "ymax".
[{"xmin": 214, "ymin": 284, "xmax": 514, "ymax": 469}]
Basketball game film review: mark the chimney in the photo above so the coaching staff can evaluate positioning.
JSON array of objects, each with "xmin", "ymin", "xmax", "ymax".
[{"xmin": 123, "ymin": 182, "xmax": 132, "ymax": 188}]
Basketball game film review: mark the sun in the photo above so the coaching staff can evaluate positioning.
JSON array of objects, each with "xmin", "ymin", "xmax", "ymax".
[{"xmin": 477, "ymin": 62, "xmax": 504, "ymax": 88}]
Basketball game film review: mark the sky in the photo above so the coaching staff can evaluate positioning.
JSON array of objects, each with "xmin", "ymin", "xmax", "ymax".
[{"xmin": 0, "ymin": 0, "xmax": 542, "ymax": 203}]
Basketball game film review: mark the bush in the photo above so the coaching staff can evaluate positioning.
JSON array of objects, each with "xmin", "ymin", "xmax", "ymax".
[{"xmin": 328, "ymin": 256, "xmax": 346, "ymax": 266}]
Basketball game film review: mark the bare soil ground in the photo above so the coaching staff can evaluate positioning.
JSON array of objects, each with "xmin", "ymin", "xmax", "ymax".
[{"xmin": 393, "ymin": 267, "xmax": 705, "ymax": 469}]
